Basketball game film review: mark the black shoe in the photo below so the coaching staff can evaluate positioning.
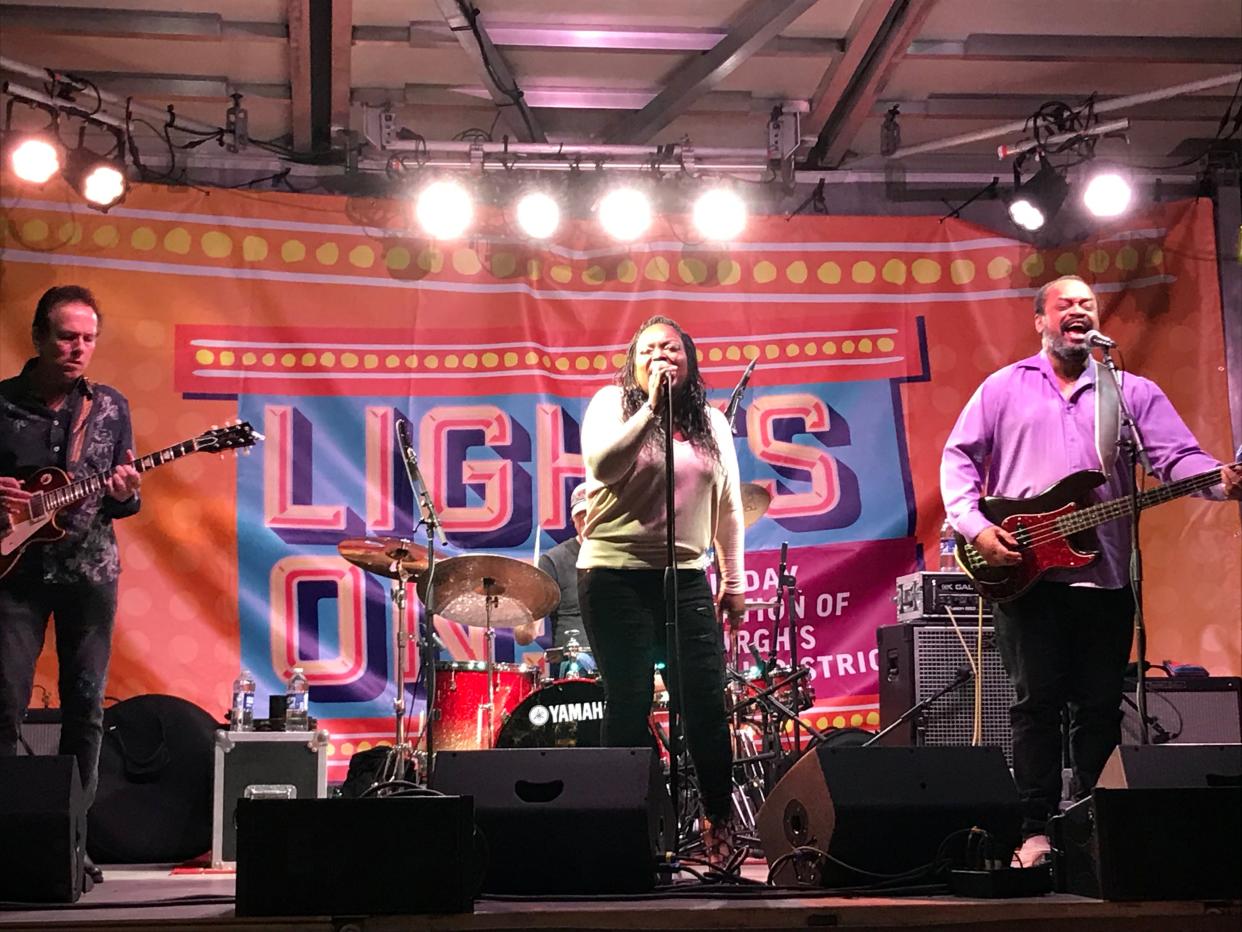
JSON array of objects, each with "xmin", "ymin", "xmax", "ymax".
[{"xmin": 83, "ymin": 854, "xmax": 104, "ymax": 885}]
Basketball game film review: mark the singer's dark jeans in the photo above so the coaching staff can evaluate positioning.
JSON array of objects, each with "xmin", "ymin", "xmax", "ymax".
[
  {"xmin": 993, "ymin": 581, "xmax": 1134, "ymax": 837},
  {"xmin": 578, "ymin": 567, "xmax": 734, "ymax": 822}
]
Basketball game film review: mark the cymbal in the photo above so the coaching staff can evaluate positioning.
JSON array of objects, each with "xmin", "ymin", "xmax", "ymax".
[
  {"xmin": 417, "ymin": 554, "xmax": 559, "ymax": 628},
  {"xmin": 337, "ymin": 537, "xmax": 430, "ymax": 579},
  {"xmin": 740, "ymin": 482, "xmax": 772, "ymax": 527}
]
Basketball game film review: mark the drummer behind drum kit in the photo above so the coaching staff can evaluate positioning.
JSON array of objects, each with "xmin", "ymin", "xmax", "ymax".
[{"xmin": 336, "ymin": 482, "xmax": 825, "ymax": 841}]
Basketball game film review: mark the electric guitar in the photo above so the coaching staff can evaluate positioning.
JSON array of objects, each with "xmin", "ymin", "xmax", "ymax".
[
  {"xmin": 0, "ymin": 421, "xmax": 258, "ymax": 580},
  {"xmin": 954, "ymin": 461, "xmax": 1238, "ymax": 603}
]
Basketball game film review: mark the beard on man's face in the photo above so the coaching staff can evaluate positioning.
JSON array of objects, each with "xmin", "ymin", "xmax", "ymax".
[{"xmin": 1045, "ymin": 331, "xmax": 1090, "ymax": 365}]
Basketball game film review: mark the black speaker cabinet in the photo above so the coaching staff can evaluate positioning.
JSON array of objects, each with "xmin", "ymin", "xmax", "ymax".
[
  {"xmin": 757, "ymin": 746, "xmax": 1021, "ymax": 888},
  {"xmin": 430, "ymin": 747, "xmax": 674, "ymax": 895},
  {"xmin": 234, "ymin": 796, "xmax": 475, "ymax": 916},
  {"xmin": 1121, "ymin": 677, "xmax": 1242, "ymax": 745},
  {"xmin": 16, "ymin": 708, "xmax": 62, "ymax": 756},
  {"xmin": 1097, "ymin": 742, "xmax": 1242, "ymax": 789},
  {"xmin": 0, "ymin": 755, "xmax": 84, "ymax": 904}
]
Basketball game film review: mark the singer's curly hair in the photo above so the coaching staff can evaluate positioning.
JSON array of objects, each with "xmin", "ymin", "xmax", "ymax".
[{"xmin": 617, "ymin": 315, "xmax": 721, "ymax": 465}]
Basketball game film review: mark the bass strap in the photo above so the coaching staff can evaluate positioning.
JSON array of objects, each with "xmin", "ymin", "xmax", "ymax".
[{"xmin": 1093, "ymin": 358, "xmax": 1122, "ymax": 478}]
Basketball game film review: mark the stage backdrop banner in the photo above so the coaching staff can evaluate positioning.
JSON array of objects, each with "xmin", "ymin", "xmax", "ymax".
[{"xmin": 2, "ymin": 176, "xmax": 1237, "ymax": 781}]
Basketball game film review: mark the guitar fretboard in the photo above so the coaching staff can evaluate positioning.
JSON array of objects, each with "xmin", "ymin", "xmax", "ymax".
[{"xmin": 29, "ymin": 441, "xmax": 200, "ymax": 518}]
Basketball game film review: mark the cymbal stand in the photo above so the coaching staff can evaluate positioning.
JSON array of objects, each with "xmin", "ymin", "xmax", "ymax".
[
  {"xmin": 376, "ymin": 544, "xmax": 419, "ymax": 785},
  {"xmin": 480, "ymin": 580, "xmax": 499, "ymax": 748}
]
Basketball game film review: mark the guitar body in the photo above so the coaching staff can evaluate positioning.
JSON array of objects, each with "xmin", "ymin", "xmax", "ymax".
[
  {"xmin": 954, "ymin": 470, "xmax": 1108, "ymax": 603},
  {"xmin": 0, "ymin": 466, "xmax": 72, "ymax": 577}
]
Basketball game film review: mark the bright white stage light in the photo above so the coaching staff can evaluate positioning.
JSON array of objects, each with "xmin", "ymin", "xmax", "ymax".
[
  {"xmin": 515, "ymin": 191, "xmax": 561, "ymax": 239},
  {"xmin": 692, "ymin": 187, "xmax": 747, "ymax": 241},
  {"xmin": 415, "ymin": 179, "xmax": 474, "ymax": 239},
  {"xmin": 597, "ymin": 186, "xmax": 652, "ymax": 242},
  {"xmin": 1082, "ymin": 170, "xmax": 1132, "ymax": 218},
  {"xmin": 79, "ymin": 162, "xmax": 127, "ymax": 209},
  {"xmin": 11, "ymin": 137, "xmax": 61, "ymax": 185},
  {"xmin": 1008, "ymin": 198, "xmax": 1045, "ymax": 232}
]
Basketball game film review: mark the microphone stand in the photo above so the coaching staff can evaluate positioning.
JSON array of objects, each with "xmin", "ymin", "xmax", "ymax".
[
  {"xmin": 660, "ymin": 373, "xmax": 686, "ymax": 850},
  {"xmin": 863, "ymin": 670, "xmax": 973, "ymax": 747},
  {"xmin": 766, "ymin": 542, "xmax": 802, "ymax": 758},
  {"xmin": 396, "ymin": 419, "xmax": 448, "ymax": 783},
  {"xmin": 1097, "ymin": 347, "xmax": 1153, "ymax": 744}
]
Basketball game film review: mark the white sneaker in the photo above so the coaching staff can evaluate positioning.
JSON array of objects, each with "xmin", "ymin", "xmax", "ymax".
[{"xmin": 1011, "ymin": 833, "xmax": 1051, "ymax": 868}]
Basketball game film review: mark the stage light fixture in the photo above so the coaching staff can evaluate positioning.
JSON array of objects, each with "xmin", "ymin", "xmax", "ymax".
[
  {"xmin": 692, "ymin": 187, "xmax": 748, "ymax": 242},
  {"xmin": 1082, "ymin": 168, "xmax": 1133, "ymax": 218},
  {"xmin": 515, "ymin": 190, "xmax": 561, "ymax": 240},
  {"xmin": 414, "ymin": 179, "xmax": 474, "ymax": 239},
  {"xmin": 10, "ymin": 135, "xmax": 61, "ymax": 185},
  {"xmin": 1007, "ymin": 160, "xmax": 1067, "ymax": 232},
  {"xmin": 63, "ymin": 148, "xmax": 128, "ymax": 211},
  {"xmin": 597, "ymin": 186, "xmax": 653, "ymax": 242}
]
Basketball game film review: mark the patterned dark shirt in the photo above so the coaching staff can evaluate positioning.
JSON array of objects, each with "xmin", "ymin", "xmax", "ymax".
[
  {"xmin": 0, "ymin": 359, "xmax": 140, "ymax": 585},
  {"xmin": 539, "ymin": 537, "xmax": 588, "ymax": 649}
]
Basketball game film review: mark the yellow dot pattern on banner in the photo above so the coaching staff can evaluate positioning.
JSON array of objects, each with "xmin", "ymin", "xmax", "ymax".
[
  {"xmin": 386, "ymin": 247, "xmax": 410, "ymax": 270},
  {"xmin": 58, "ymin": 222, "xmax": 82, "ymax": 245},
  {"xmin": 594, "ymin": 354, "xmax": 608, "ymax": 370},
  {"xmin": 349, "ymin": 245, "xmax": 375, "ymax": 268},
  {"xmin": 786, "ymin": 260, "xmax": 808, "ymax": 284},
  {"xmin": 1022, "ymin": 253, "xmax": 1045, "ymax": 277},
  {"xmin": 195, "ymin": 349, "xmax": 214, "ymax": 365},
  {"xmin": 482, "ymin": 352, "xmax": 498, "ymax": 367},
  {"xmin": 584, "ymin": 265, "xmax": 605, "ymax": 285},
  {"xmin": 718, "ymin": 260, "xmax": 740, "ymax": 285},
  {"xmin": 833, "ymin": 715, "xmax": 846, "ymax": 728},
  {"xmin": 443, "ymin": 354, "xmax": 458, "ymax": 369},
  {"xmin": 850, "ymin": 713, "xmax": 864, "ymax": 727},
  {"xmin": 425, "ymin": 356, "xmax": 439, "ymax": 369},
  {"xmin": 617, "ymin": 259, "xmax": 638, "ymax": 283},
  {"xmin": 341, "ymin": 742, "xmax": 355, "ymax": 756},
  {"xmin": 725, "ymin": 345, "xmax": 740, "ymax": 361},
  {"xmin": 281, "ymin": 239, "xmax": 305, "ymax": 262},
  {"xmin": 262, "ymin": 353, "xmax": 275, "ymax": 366},
  {"xmin": 744, "ymin": 345, "xmax": 760, "ymax": 360},
  {"xmin": 817, "ymin": 261, "xmax": 841, "ymax": 284},
  {"xmin": 1116, "ymin": 246, "xmax": 1139, "ymax": 271},
  {"xmin": 164, "ymin": 228, "xmax": 191, "ymax": 254},
  {"xmin": 680, "ymin": 259, "xmax": 707, "ymax": 284},
  {"xmin": 866, "ymin": 711, "xmax": 880, "ymax": 725},
  {"xmin": 301, "ymin": 352, "xmax": 316, "ymax": 366},
  {"xmin": 575, "ymin": 356, "xmax": 589, "ymax": 371},
  {"xmin": 93, "ymin": 225, "xmax": 118, "ymax": 248},
  {"xmin": 785, "ymin": 344, "xmax": 800, "ymax": 359},
  {"xmin": 765, "ymin": 344, "xmax": 779, "ymax": 359},
  {"xmin": 804, "ymin": 341, "xmax": 817, "ymax": 356},
  {"xmin": 852, "ymin": 260, "xmax": 876, "ymax": 284},
  {"xmin": 1088, "ymin": 249, "xmax": 1110, "ymax": 273},
  {"xmin": 881, "ymin": 259, "xmax": 905, "ymax": 284},
  {"xmin": 453, "ymin": 248, "xmax": 480, "ymax": 275},
  {"xmin": 542, "ymin": 354, "xmax": 552, "ymax": 367},
  {"xmin": 912, "ymin": 258, "xmax": 941, "ymax": 283},
  {"xmin": 281, "ymin": 353, "xmax": 296, "ymax": 367},
  {"xmin": 526, "ymin": 259, "xmax": 541, "ymax": 280},
  {"xmin": 131, "ymin": 227, "xmax": 156, "ymax": 250},
  {"xmin": 20, "ymin": 219, "xmax": 47, "ymax": 241},
  {"xmin": 988, "ymin": 256, "xmax": 1012, "ymax": 280},
  {"xmin": 950, "ymin": 259, "xmax": 975, "ymax": 284},
  {"xmin": 823, "ymin": 341, "xmax": 837, "ymax": 354},
  {"xmin": 709, "ymin": 347, "xmax": 724, "ymax": 362},
  {"xmin": 418, "ymin": 249, "xmax": 442, "ymax": 273},
  {"xmin": 202, "ymin": 231, "xmax": 232, "ymax": 258},
  {"xmin": 364, "ymin": 354, "xmax": 379, "ymax": 369},
  {"xmin": 754, "ymin": 260, "xmax": 776, "ymax": 283},
  {"xmin": 242, "ymin": 235, "xmax": 268, "ymax": 261},
  {"xmin": 341, "ymin": 353, "xmax": 358, "ymax": 368},
  {"xmin": 1055, "ymin": 252, "xmax": 1077, "ymax": 275},
  {"xmin": 858, "ymin": 338, "xmax": 873, "ymax": 353},
  {"xmin": 842, "ymin": 340, "xmax": 856, "ymax": 353},
  {"xmin": 462, "ymin": 353, "xmax": 478, "ymax": 369},
  {"xmin": 612, "ymin": 353, "xmax": 626, "ymax": 367},
  {"xmin": 491, "ymin": 253, "xmax": 516, "ymax": 278},
  {"xmin": 316, "ymin": 243, "xmax": 339, "ymax": 265},
  {"xmin": 321, "ymin": 352, "xmax": 336, "ymax": 366},
  {"xmin": 405, "ymin": 354, "xmax": 417, "ymax": 368},
  {"xmin": 384, "ymin": 354, "xmax": 398, "ymax": 368},
  {"xmin": 645, "ymin": 257, "xmax": 669, "ymax": 281},
  {"xmin": 1146, "ymin": 246, "xmax": 1163, "ymax": 267},
  {"xmin": 242, "ymin": 352, "xmax": 255, "ymax": 365},
  {"xmin": 878, "ymin": 337, "xmax": 895, "ymax": 352},
  {"xmin": 555, "ymin": 357, "xmax": 569, "ymax": 371},
  {"xmin": 503, "ymin": 352, "xmax": 517, "ymax": 367},
  {"xmin": 524, "ymin": 351, "xmax": 539, "ymax": 365},
  {"xmin": 550, "ymin": 264, "xmax": 572, "ymax": 284}
]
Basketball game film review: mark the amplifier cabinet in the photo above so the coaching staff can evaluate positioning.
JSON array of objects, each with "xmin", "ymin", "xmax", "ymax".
[
  {"xmin": 877, "ymin": 622, "xmax": 1015, "ymax": 762},
  {"xmin": 1121, "ymin": 677, "xmax": 1242, "ymax": 745},
  {"xmin": 894, "ymin": 571, "xmax": 992, "ymax": 622}
]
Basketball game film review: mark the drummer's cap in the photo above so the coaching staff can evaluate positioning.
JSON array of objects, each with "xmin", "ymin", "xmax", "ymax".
[{"xmin": 570, "ymin": 482, "xmax": 589, "ymax": 517}]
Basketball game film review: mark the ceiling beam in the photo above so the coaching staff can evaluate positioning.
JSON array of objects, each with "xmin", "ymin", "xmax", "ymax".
[
  {"xmin": 0, "ymin": 4, "xmax": 286, "ymax": 39},
  {"xmin": 804, "ymin": 0, "xmax": 936, "ymax": 168},
  {"xmin": 906, "ymin": 34, "xmax": 1242, "ymax": 64},
  {"xmin": 431, "ymin": 0, "xmax": 545, "ymax": 143},
  {"xmin": 875, "ymin": 94, "xmax": 1236, "ymax": 122},
  {"xmin": 286, "ymin": 0, "xmax": 334, "ymax": 154},
  {"xmin": 330, "ymin": 0, "xmax": 352, "ymax": 134},
  {"xmin": 600, "ymin": 0, "xmax": 819, "ymax": 145},
  {"xmin": 353, "ymin": 84, "xmax": 812, "ymax": 113}
]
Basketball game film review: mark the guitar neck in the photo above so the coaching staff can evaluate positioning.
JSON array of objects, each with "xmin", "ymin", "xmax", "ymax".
[
  {"xmin": 1056, "ymin": 461, "xmax": 1238, "ymax": 537},
  {"xmin": 41, "ymin": 440, "xmax": 201, "ymax": 511}
]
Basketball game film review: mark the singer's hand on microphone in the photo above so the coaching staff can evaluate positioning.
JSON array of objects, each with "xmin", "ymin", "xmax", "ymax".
[{"xmin": 646, "ymin": 360, "xmax": 676, "ymax": 408}]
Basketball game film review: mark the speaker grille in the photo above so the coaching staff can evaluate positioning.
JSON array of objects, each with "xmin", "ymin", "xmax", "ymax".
[
  {"xmin": 1121, "ymin": 678, "xmax": 1242, "ymax": 745},
  {"xmin": 912, "ymin": 626, "xmax": 1016, "ymax": 763}
]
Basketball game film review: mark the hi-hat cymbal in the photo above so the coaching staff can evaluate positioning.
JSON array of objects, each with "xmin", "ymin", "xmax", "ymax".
[
  {"xmin": 337, "ymin": 537, "xmax": 430, "ymax": 579},
  {"xmin": 740, "ymin": 482, "xmax": 772, "ymax": 527},
  {"xmin": 417, "ymin": 554, "xmax": 559, "ymax": 628}
]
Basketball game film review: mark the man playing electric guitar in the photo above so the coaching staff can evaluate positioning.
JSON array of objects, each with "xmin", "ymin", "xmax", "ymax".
[
  {"xmin": 0, "ymin": 285, "xmax": 142, "ymax": 886},
  {"xmin": 940, "ymin": 275, "xmax": 1242, "ymax": 869}
]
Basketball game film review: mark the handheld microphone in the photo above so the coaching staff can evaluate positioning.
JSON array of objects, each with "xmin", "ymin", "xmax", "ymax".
[
  {"xmin": 723, "ymin": 357, "xmax": 758, "ymax": 427},
  {"xmin": 395, "ymin": 418, "xmax": 448, "ymax": 545},
  {"xmin": 1085, "ymin": 329, "xmax": 1117, "ymax": 349}
]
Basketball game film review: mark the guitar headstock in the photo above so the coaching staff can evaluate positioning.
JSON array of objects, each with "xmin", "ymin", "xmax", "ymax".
[{"xmin": 195, "ymin": 421, "xmax": 260, "ymax": 453}]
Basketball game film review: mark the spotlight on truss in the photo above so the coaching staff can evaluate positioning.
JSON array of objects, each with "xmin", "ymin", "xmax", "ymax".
[
  {"xmin": 10, "ymin": 135, "xmax": 62, "ymax": 185},
  {"xmin": 64, "ymin": 149, "xmax": 128, "ymax": 211},
  {"xmin": 515, "ymin": 190, "xmax": 561, "ymax": 240},
  {"xmin": 597, "ymin": 186, "xmax": 652, "ymax": 243},
  {"xmin": 692, "ymin": 187, "xmax": 748, "ymax": 242},
  {"xmin": 1007, "ymin": 160, "xmax": 1067, "ymax": 232},
  {"xmin": 414, "ymin": 178, "xmax": 474, "ymax": 239},
  {"xmin": 1082, "ymin": 167, "xmax": 1133, "ymax": 219}
]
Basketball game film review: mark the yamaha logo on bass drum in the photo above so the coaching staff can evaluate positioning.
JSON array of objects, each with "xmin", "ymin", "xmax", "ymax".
[{"xmin": 527, "ymin": 699, "xmax": 605, "ymax": 728}]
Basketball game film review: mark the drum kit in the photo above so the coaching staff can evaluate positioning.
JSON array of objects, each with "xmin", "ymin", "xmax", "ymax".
[{"xmin": 335, "ymin": 482, "xmax": 821, "ymax": 839}]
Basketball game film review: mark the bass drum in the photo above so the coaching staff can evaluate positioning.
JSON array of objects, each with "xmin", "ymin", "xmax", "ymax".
[{"xmin": 496, "ymin": 678, "xmax": 605, "ymax": 749}]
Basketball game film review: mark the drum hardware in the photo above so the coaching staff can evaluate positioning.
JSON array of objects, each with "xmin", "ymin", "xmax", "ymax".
[{"xmin": 738, "ymin": 482, "xmax": 772, "ymax": 529}]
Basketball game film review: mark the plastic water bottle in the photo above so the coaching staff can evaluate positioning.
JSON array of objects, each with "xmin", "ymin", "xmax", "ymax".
[
  {"xmin": 285, "ymin": 666, "xmax": 310, "ymax": 731},
  {"xmin": 229, "ymin": 669, "xmax": 255, "ymax": 732},
  {"xmin": 938, "ymin": 519, "xmax": 959, "ymax": 572}
]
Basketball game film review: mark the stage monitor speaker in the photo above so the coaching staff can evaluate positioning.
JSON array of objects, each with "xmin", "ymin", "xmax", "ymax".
[
  {"xmin": 757, "ymin": 746, "xmax": 1021, "ymax": 888},
  {"xmin": 430, "ymin": 747, "xmax": 673, "ymax": 895},
  {"xmin": 0, "ymin": 755, "xmax": 84, "ymax": 904},
  {"xmin": 1097, "ymin": 742, "xmax": 1242, "ymax": 789},
  {"xmin": 234, "ymin": 796, "xmax": 476, "ymax": 916},
  {"xmin": 1121, "ymin": 677, "xmax": 1242, "ymax": 745},
  {"xmin": 16, "ymin": 708, "xmax": 61, "ymax": 756}
]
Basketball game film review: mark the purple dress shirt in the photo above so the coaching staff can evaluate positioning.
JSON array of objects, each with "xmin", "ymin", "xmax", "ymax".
[{"xmin": 941, "ymin": 350, "xmax": 1224, "ymax": 589}]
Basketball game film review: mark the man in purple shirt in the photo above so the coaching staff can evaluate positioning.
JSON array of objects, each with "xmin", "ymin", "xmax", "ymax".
[{"xmin": 941, "ymin": 275, "xmax": 1241, "ymax": 867}]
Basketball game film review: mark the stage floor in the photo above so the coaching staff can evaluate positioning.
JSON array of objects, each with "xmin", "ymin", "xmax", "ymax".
[{"xmin": 1, "ymin": 863, "xmax": 1239, "ymax": 932}]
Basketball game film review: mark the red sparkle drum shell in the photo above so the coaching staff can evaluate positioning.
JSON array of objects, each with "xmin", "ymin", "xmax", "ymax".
[
  {"xmin": 496, "ymin": 678, "xmax": 605, "ymax": 749},
  {"xmin": 432, "ymin": 661, "xmax": 534, "ymax": 750}
]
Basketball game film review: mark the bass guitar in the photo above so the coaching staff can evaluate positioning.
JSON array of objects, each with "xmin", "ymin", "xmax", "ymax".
[
  {"xmin": 954, "ymin": 461, "xmax": 1238, "ymax": 603},
  {"xmin": 0, "ymin": 421, "xmax": 258, "ymax": 579}
]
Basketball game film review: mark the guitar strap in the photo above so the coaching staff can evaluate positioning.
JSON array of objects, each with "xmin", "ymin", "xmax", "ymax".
[
  {"xmin": 67, "ymin": 391, "xmax": 94, "ymax": 469},
  {"xmin": 1093, "ymin": 359, "xmax": 1122, "ymax": 477}
]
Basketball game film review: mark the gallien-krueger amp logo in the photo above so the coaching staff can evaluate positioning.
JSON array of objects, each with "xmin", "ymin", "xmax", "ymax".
[{"xmin": 527, "ymin": 700, "xmax": 605, "ymax": 727}]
